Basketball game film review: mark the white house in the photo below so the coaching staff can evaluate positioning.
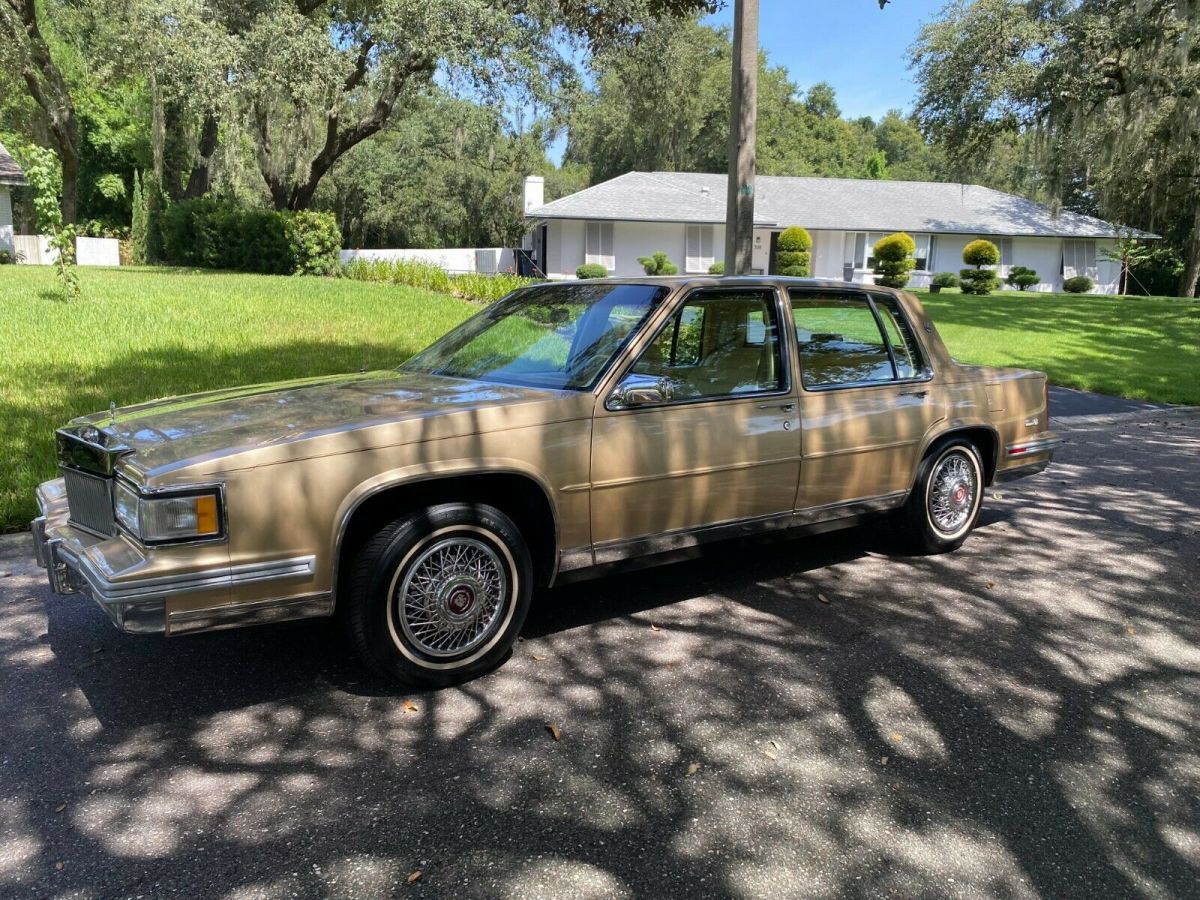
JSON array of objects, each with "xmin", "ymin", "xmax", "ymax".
[
  {"xmin": 523, "ymin": 171, "xmax": 1152, "ymax": 293},
  {"xmin": 0, "ymin": 141, "xmax": 24, "ymax": 256}
]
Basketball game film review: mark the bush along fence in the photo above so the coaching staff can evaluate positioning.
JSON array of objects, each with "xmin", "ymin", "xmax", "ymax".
[
  {"xmin": 340, "ymin": 257, "xmax": 538, "ymax": 304},
  {"xmin": 160, "ymin": 199, "xmax": 341, "ymax": 276}
]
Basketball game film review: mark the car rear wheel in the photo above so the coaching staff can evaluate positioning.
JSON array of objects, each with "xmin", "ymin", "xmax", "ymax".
[
  {"xmin": 901, "ymin": 439, "xmax": 984, "ymax": 553},
  {"xmin": 343, "ymin": 502, "xmax": 533, "ymax": 686}
]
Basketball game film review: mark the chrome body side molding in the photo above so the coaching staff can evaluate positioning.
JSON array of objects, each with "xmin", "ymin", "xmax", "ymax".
[{"xmin": 167, "ymin": 593, "xmax": 333, "ymax": 636}]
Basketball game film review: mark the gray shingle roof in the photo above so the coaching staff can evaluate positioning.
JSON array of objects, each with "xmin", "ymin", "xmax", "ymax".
[
  {"xmin": 528, "ymin": 171, "xmax": 1152, "ymax": 239},
  {"xmin": 0, "ymin": 141, "xmax": 26, "ymax": 186}
]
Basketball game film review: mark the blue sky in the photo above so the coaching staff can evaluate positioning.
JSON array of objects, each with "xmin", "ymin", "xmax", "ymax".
[
  {"xmin": 548, "ymin": 0, "xmax": 948, "ymax": 163},
  {"xmin": 706, "ymin": 0, "xmax": 948, "ymax": 119}
]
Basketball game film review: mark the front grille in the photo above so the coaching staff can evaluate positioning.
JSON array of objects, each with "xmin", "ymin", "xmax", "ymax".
[{"xmin": 63, "ymin": 467, "xmax": 116, "ymax": 537}]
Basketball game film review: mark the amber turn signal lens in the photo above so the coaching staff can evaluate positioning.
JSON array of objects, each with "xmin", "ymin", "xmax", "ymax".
[{"xmin": 195, "ymin": 494, "xmax": 219, "ymax": 535}]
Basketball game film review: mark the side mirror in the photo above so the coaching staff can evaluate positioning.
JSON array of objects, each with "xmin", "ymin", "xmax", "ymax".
[{"xmin": 608, "ymin": 374, "xmax": 675, "ymax": 410}]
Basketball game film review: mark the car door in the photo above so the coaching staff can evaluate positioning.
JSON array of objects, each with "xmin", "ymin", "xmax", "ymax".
[
  {"xmin": 589, "ymin": 286, "xmax": 802, "ymax": 560},
  {"xmin": 789, "ymin": 288, "xmax": 945, "ymax": 517}
]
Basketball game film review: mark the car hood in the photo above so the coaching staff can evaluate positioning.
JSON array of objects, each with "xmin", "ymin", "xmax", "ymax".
[{"xmin": 70, "ymin": 371, "xmax": 591, "ymax": 476}]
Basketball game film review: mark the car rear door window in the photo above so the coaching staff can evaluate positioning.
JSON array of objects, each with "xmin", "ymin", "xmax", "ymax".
[{"xmin": 791, "ymin": 293, "xmax": 897, "ymax": 388}]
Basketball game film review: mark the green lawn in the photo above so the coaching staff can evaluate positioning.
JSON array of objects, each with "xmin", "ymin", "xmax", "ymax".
[
  {"xmin": 0, "ymin": 266, "xmax": 475, "ymax": 530},
  {"xmin": 0, "ymin": 267, "xmax": 1196, "ymax": 531},
  {"xmin": 914, "ymin": 289, "xmax": 1200, "ymax": 408}
]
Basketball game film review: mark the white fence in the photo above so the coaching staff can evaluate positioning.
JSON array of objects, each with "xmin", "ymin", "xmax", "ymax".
[
  {"xmin": 12, "ymin": 234, "xmax": 121, "ymax": 266},
  {"xmin": 340, "ymin": 247, "xmax": 515, "ymax": 274}
]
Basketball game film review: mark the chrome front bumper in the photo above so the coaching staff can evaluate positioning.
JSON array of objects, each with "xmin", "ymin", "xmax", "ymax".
[{"xmin": 32, "ymin": 514, "xmax": 167, "ymax": 633}]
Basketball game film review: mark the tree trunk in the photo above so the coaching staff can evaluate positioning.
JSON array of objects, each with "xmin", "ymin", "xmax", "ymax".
[
  {"xmin": 59, "ymin": 149, "xmax": 79, "ymax": 225},
  {"xmin": 1180, "ymin": 203, "xmax": 1200, "ymax": 298},
  {"xmin": 183, "ymin": 114, "xmax": 220, "ymax": 200}
]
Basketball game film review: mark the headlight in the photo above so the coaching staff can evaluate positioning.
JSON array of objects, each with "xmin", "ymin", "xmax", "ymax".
[{"xmin": 114, "ymin": 479, "xmax": 224, "ymax": 544}]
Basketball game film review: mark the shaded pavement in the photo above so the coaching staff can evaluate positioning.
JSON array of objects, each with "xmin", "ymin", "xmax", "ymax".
[{"xmin": 0, "ymin": 412, "xmax": 1197, "ymax": 898}]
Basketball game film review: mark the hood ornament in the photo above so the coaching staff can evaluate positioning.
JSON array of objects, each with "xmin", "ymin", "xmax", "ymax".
[{"xmin": 109, "ymin": 401, "xmax": 117, "ymax": 426}]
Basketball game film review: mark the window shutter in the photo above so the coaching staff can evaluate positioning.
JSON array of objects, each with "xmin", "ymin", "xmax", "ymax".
[{"xmin": 686, "ymin": 225, "xmax": 700, "ymax": 272}]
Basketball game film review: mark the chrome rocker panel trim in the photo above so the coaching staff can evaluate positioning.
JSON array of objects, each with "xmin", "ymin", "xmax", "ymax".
[{"xmin": 166, "ymin": 592, "xmax": 333, "ymax": 636}]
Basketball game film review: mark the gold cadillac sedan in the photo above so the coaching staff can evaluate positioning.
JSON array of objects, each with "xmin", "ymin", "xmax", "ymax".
[{"xmin": 33, "ymin": 277, "xmax": 1059, "ymax": 685}]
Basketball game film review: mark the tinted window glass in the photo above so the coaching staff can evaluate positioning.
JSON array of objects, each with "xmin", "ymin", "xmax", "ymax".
[
  {"xmin": 872, "ymin": 297, "xmax": 925, "ymax": 380},
  {"xmin": 791, "ymin": 293, "xmax": 893, "ymax": 388},
  {"xmin": 631, "ymin": 289, "xmax": 783, "ymax": 400},
  {"xmin": 402, "ymin": 283, "xmax": 667, "ymax": 390}
]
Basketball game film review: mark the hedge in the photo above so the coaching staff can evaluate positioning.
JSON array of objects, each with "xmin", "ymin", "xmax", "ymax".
[
  {"xmin": 1063, "ymin": 275, "xmax": 1095, "ymax": 293},
  {"xmin": 161, "ymin": 199, "xmax": 341, "ymax": 275},
  {"xmin": 576, "ymin": 263, "xmax": 608, "ymax": 279}
]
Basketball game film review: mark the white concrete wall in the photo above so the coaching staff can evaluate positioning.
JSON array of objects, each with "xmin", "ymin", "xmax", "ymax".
[
  {"xmin": 13, "ymin": 234, "xmax": 120, "ymax": 266},
  {"xmin": 0, "ymin": 187, "xmax": 12, "ymax": 254},
  {"xmin": 340, "ymin": 247, "xmax": 515, "ymax": 274},
  {"xmin": 75, "ymin": 236, "xmax": 120, "ymax": 267}
]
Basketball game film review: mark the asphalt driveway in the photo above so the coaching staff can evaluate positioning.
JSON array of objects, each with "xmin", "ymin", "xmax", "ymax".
[{"xmin": 1, "ymin": 410, "xmax": 1197, "ymax": 899}]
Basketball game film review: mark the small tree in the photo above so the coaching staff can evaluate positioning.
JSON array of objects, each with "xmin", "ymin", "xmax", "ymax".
[
  {"xmin": 637, "ymin": 251, "xmax": 678, "ymax": 275},
  {"xmin": 960, "ymin": 239, "xmax": 1000, "ymax": 295},
  {"xmin": 19, "ymin": 145, "xmax": 79, "ymax": 300},
  {"xmin": 1005, "ymin": 265, "xmax": 1039, "ymax": 291},
  {"xmin": 1101, "ymin": 234, "xmax": 1152, "ymax": 296},
  {"xmin": 131, "ymin": 171, "xmax": 148, "ymax": 265},
  {"xmin": 776, "ymin": 226, "xmax": 812, "ymax": 276},
  {"xmin": 872, "ymin": 232, "xmax": 916, "ymax": 288}
]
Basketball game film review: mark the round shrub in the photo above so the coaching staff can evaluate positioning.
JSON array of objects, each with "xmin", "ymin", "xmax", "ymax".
[
  {"xmin": 931, "ymin": 272, "xmax": 960, "ymax": 289},
  {"xmin": 962, "ymin": 239, "xmax": 1001, "ymax": 267},
  {"xmin": 708, "ymin": 260, "xmax": 725, "ymax": 275},
  {"xmin": 637, "ymin": 251, "xmax": 678, "ymax": 276},
  {"xmin": 1063, "ymin": 275, "xmax": 1094, "ymax": 293},
  {"xmin": 776, "ymin": 226, "xmax": 812, "ymax": 276},
  {"xmin": 576, "ymin": 263, "xmax": 608, "ymax": 279},
  {"xmin": 1005, "ymin": 265, "xmax": 1039, "ymax": 291},
  {"xmin": 872, "ymin": 232, "xmax": 916, "ymax": 289}
]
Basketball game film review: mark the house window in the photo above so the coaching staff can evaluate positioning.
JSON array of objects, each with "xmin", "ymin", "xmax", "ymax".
[
  {"xmin": 685, "ymin": 224, "xmax": 715, "ymax": 273},
  {"xmin": 1062, "ymin": 239, "xmax": 1097, "ymax": 279},
  {"xmin": 585, "ymin": 221, "xmax": 615, "ymax": 271},
  {"xmin": 846, "ymin": 232, "xmax": 935, "ymax": 272}
]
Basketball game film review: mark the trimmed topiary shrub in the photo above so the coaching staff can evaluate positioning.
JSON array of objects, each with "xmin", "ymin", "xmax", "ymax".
[
  {"xmin": 576, "ymin": 263, "xmax": 608, "ymax": 279},
  {"xmin": 776, "ymin": 226, "xmax": 812, "ymax": 276},
  {"xmin": 959, "ymin": 238, "xmax": 1001, "ymax": 295},
  {"xmin": 930, "ymin": 272, "xmax": 960, "ymax": 293},
  {"xmin": 1005, "ymin": 265, "xmax": 1039, "ymax": 291},
  {"xmin": 637, "ymin": 251, "xmax": 679, "ymax": 276},
  {"xmin": 872, "ymin": 232, "xmax": 916, "ymax": 289},
  {"xmin": 708, "ymin": 260, "xmax": 725, "ymax": 275},
  {"xmin": 1063, "ymin": 275, "xmax": 1094, "ymax": 293}
]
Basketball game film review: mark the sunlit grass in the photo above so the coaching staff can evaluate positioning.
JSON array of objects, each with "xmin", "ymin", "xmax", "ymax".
[
  {"xmin": 916, "ymin": 289, "xmax": 1200, "ymax": 408},
  {"xmin": 0, "ymin": 265, "xmax": 476, "ymax": 530}
]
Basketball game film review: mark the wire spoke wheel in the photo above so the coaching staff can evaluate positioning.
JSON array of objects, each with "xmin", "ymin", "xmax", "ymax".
[
  {"xmin": 927, "ymin": 451, "xmax": 978, "ymax": 536},
  {"xmin": 396, "ymin": 536, "xmax": 509, "ymax": 658}
]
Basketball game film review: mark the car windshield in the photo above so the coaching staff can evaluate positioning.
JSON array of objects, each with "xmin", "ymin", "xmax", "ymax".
[{"xmin": 400, "ymin": 283, "xmax": 670, "ymax": 391}]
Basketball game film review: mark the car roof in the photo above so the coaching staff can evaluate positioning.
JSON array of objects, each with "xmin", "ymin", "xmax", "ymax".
[{"xmin": 535, "ymin": 275, "xmax": 906, "ymax": 297}]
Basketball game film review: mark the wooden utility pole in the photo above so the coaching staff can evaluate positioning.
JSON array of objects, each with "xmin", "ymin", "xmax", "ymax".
[{"xmin": 724, "ymin": 0, "xmax": 759, "ymax": 275}]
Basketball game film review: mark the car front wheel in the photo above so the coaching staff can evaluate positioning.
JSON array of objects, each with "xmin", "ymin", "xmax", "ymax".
[
  {"xmin": 902, "ymin": 439, "xmax": 985, "ymax": 553},
  {"xmin": 343, "ymin": 502, "xmax": 533, "ymax": 687}
]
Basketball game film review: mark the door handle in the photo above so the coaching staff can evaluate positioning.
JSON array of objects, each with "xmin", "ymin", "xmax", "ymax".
[
  {"xmin": 758, "ymin": 402, "xmax": 796, "ymax": 411},
  {"xmin": 898, "ymin": 390, "xmax": 928, "ymax": 399}
]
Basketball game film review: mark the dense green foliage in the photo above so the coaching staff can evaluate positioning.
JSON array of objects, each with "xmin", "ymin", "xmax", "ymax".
[
  {"xmin": 776, "ymin": 226, "xmax": 812, "ymax": 277},
  {"xmin": 872, "ymin": 232, "xmax": 916, "ymax": 289},
  {"xmin": 931, "ymin": 272, "xmax": 960, "ymax": 290},
  {"xmin": 914, "ymin": 0, "xmax": 1200, "ymax": 296},
  {"xmin": 576, "ymin": 263, "xmax": 609, "ymax": 279},
  {"xmin": 1005, "ymin": 266, "xmax": 1040, "ymax": 291},
  {"xmin": 962, "ymin": 240, "xmax": 1001, "ymax": 267},
  {"xmin": 959, "ymin": 240, "xmax": 1002, "ymax": 295},
  {"xmin": 637, "ymin": 251, "xmax": 678, "ymax": 276},
  {"xmin": 708, "ymin": 261, "xmax": 725, "ymax": 275},
  {"xmin": 1063, "ymin": 276, "xmax": 1095, "ymax": 294},
  {"xmin": 161, "ymin": 199, "xmax": 339, "ymax": 275},
  {"xmin": 565, "ymin": 19, "xmax": 940, "ymax": 184}
]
